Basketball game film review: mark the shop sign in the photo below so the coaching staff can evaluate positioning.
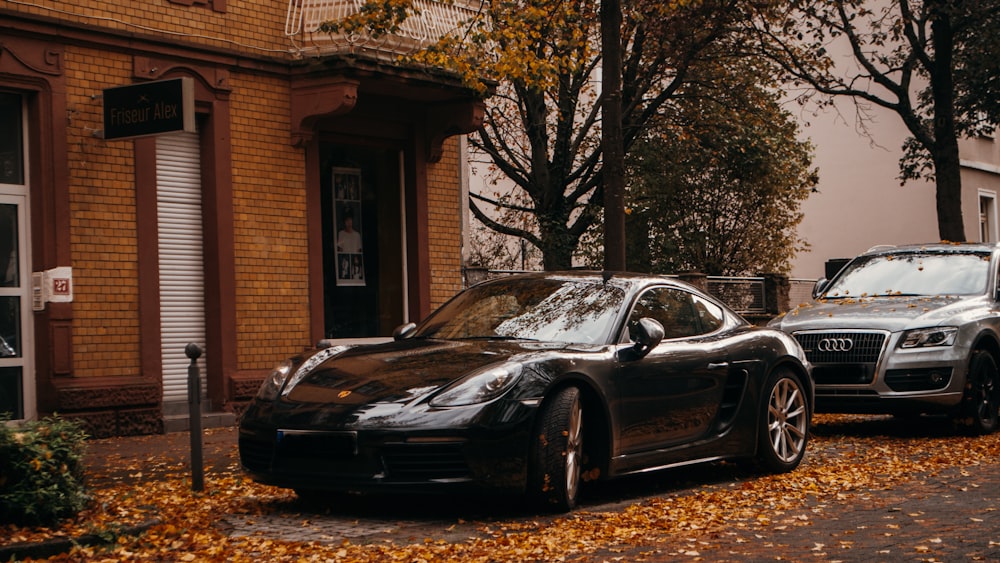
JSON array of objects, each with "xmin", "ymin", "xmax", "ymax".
[{"xmin": 103, "ymin": 77, "xmax": 195, "ymax": 140}]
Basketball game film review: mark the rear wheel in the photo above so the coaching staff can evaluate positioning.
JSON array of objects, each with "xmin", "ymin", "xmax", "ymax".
[
  {"xmin": 957, "ymin": 350, "xmax": 1000, "ymax": 435},
  {"xmin": 756, "ymin": 369, "xmax": 809, "ymax": 473},
  {"xmin": 529, "ymin": 386, "xmax": 583, "ymax": 512}
]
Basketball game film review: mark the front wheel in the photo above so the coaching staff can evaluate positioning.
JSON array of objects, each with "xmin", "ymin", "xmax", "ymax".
[
  {"xmin": 528, "ymin": 386, "xmax": 583, "ymax": 512},
  {"xmin": 957, "ymin": 350, "xmax": 1000, "ymax": 435},
  {"xmin": 755, "ymin": 368, "xmax": 810, "ymax": 473}
]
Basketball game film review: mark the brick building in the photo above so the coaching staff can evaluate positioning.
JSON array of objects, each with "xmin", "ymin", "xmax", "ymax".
[{"xmin": 0, "ymin": 0, "xmax": 484, "ymax": 436}]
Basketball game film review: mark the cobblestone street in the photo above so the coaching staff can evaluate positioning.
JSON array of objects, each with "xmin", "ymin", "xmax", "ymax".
[
  {"xmin": 211, "ymin": 417, "xmax": 1000, "ymax": 561},
  {"xmin": 6, "ymin": 414, "xmax": 998, "ymax": 561}
]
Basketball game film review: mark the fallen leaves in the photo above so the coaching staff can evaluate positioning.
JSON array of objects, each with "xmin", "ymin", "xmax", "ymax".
[{"xmin": 1, "ymin": 414, "xmax": 998, "ymax": 561}]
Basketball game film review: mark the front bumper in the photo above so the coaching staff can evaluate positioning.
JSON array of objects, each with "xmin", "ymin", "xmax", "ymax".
[
  {"xmin": 796, "ymin": 330, "xmax": 968, "ymax": 414},
  {"xmin": 238, "ymin": 400, "xmax": 537, "ymax": 494}
]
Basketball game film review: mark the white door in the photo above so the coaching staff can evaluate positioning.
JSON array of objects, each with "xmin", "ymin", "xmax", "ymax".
[{"xmin": 156, "ymin": 131, "xmax": 207, "ymax": 405}]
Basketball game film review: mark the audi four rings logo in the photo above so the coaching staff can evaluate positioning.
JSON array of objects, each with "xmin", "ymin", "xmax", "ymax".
[{"xmin": 817, "ymin": 338, "xmax": 854, "ymax": 352}]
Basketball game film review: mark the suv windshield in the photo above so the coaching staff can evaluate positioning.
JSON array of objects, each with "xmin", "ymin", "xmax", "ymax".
[{"xmin": 822, "ymin": 251, "xmax": 992, "ymax": 298}]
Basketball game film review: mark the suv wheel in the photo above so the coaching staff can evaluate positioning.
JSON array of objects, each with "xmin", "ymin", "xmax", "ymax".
[{"xmin": 958, "ymin": 350, "xmax": 1000, "ymax": 435}]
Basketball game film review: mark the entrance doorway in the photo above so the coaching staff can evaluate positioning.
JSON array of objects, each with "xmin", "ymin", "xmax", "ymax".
[
  {"xmin": 320, "ymin": 144, "xmax": 405, "ymax": 338},
  {"xmin": 0, "ymin": 92, "xmax": 33, "ymax": 420}
]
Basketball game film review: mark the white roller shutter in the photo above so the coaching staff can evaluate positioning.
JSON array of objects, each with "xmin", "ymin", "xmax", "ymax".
[{"xmin": 156, "ymin": 132, "xmax": 207, "ymax": 403}]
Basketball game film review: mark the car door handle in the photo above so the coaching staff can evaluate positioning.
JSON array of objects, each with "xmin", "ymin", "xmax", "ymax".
[{"xmin": 707, "ymin": 362, "xmax": 729, "ymax": 370}]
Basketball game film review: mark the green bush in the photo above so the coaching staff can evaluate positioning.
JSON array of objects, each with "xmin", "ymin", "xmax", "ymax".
[{"xmin": 0, "ymin": 415, "xmax": 90, "ymax": 525}]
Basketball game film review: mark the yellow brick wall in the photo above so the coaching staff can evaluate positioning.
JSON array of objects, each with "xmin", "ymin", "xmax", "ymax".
[
  {"xmin": 6, "ymin": 0, "xmax": 290, "ymax": 56},
  {"xmin": 35, "ymin": 1, "xmax": 468, "ymax": 377},
  {"xmin": 63, "ymin": 50, "xmax": 313, "ymax": 377},
  {"xmin": 228, "ymin": 74, "xmax": 312, "ymax": 370},
  {"xmin": 66, "ymin": 46, "xmax": 142, "ymax": 377},
  {"xmin": 426, "ymin": 136, "xmax": 464, "ymax": 308}
]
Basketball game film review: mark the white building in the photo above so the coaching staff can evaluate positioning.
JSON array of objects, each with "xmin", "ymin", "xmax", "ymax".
[{"xmin": 791, "ymin": 97, "xmax": 1000, "ymax": 280}]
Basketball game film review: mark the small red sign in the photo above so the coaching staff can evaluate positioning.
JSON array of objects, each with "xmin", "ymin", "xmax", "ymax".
[{"xmin": 52, "ymin": 278, "xmax": 71, "ymax": 296}]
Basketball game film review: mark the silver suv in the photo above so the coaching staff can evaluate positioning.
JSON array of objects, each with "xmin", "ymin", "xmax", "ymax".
[{"xmin": 769, "ymin": 243, "xmax": 1000, "ymax": 433}]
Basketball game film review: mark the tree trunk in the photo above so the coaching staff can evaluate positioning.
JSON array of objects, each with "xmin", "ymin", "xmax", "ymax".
[
  {"xmin": 539, "ymin": 231, "xmax": 576, "ymax": 270},
  {"xmin": 601, "ymin": 0, "xmax": 626, "ymax": 271},
  {"xmin": 930, "ymin": 6, "xmax": 966, "ymax": 242},
  {"xmin": 934, "ymin": 152, "xmax": 966, "ymax": 242}
]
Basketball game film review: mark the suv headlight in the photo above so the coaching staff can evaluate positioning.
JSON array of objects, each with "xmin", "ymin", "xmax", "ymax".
[
  {"xmin": 256, "ymin": 359, "xmax": 294, "ymax": 401},
  {"xmin": 900, "ymin": 327, "xmax": 958, "ymax": 349},
  {"xmin": 430, "ymin": 362, "xmax": 524, "ymax": 407}
]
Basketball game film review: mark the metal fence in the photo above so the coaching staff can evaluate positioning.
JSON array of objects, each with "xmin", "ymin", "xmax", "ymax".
[
  {"xmin": 789, "ymin": 278, "xmax": 818, "ymax": 308},
  {"xmin": 705, "ymin": 276, "xmax": 766, "ymax": 315},
  {"xmin": 286, "ymin": 0, "xmax": 482, "ymax": 59}
]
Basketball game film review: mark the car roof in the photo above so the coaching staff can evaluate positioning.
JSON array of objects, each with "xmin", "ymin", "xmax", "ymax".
[
  {"xmin": 861, "ymin": 242, "xmax": 1000, "ymax": 256},
  {"xmin": 487, "ymin": 270, "xmax": 675, "ymax": 282},
  {"xmin": 478, "ymin": 270, "xmax": 687, "ymax": 291}
]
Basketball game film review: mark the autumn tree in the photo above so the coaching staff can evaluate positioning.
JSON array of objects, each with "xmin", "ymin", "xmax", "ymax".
[
  {"xmin": 618, "ymin": 57, "xmax": 817, "ymax": 276},
  {"xmin": 746, "ymin": 0, "xmax": 1000, "ymax": 242},
  {"xmin": 461, "ymin": 0, "xmax": 757, "ymax": 270},
  {"xmin": 327, "ymin": 0, "xmax": 800, "ymax": 269},
  {"xmin": 954, "ymin": 3, "xmax": 1000, "ymax": 129}
]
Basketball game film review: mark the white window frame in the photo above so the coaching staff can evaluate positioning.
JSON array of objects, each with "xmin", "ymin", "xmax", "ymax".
[{"xmin": 979, "ymin": 190, "xmax": 998, "ymax": 243}]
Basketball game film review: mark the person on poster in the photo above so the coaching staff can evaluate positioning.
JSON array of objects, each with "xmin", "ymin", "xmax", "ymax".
[
  {"xmin": 352, "ymin": 255, "xmax": 364, "ymax": 280},
  {"xmin": 339, "ymin": 256, "xmax": 351, "ymax": 279},
  {"xmin": 337, "ymin": 209, "xmax": 362, "ymax": 254}
]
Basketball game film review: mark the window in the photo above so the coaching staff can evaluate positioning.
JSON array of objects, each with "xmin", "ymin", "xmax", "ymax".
[
  {"xmin": 166, "ymin": 0, "xmax": 225, "ymax": 13},
  {"xmin": 980, "ymin": 191, "xmax": 997, "ymax": 243},
  {"xmin": 628, "ymin": 287, "xmax": 719, "ymax": 341},
  {"xmin": 0, "ymin": 93, "xmax": 24, "ymax": 185}
]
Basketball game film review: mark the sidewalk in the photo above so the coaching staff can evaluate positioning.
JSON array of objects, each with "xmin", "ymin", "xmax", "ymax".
[
  {"xmin": 83, "ymin": 424, "xmax": 239, "ymax": 488},
  {"xmin": 0, "ymin": 426, "xmax": 241, "ymax": 561}
]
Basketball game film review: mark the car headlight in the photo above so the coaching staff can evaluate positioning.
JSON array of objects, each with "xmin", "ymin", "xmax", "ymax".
[
  {"xmin": 279, "ymin": 345, "xmax": 352, "ymax": 398},
  {"xmin": 900, "ymin": 327, "xmax": 958, "ymax": 349},
  {"xmin": 256, "ymin": 359, "xmax": 294, "ymax": 401},
  {"xmin": 429, "ymin": 362, "xmax": 524, "ymax": 407}
]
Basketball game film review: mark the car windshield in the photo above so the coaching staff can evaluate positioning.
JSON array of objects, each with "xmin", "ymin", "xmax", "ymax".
[
  {"xmin": 822, "ymin": 251, "xmax": 992, "ymax": 297},
  {"xmin": 414, "ymin": 277, "xmax": 628, "ymax": 345}
]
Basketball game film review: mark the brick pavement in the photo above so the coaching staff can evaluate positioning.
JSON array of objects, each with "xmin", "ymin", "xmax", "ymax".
[
  {"xmin": 214, "ymin": 466, "xmax": 1000, "ymax": 562},
  {"xmin": 209, "ymin": 427, "xmax": 1000, "ymax": 561},
  {"xmin": 723, "ymin": 461, "xmax": 1000, "ymax": 561}
]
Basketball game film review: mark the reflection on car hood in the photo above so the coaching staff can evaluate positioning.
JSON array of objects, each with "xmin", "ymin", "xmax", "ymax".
[
  {"xmin": 283, "ymin": 338, "xmax": 567, "ymax": 405},
  {"xmin": 773, "ymin": 294, "xmax": 986, "ymax": 332}
]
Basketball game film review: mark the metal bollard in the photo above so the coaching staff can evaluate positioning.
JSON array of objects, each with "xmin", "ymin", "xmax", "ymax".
[{"xmin": 185, "ymin": 343, "xmax": 204, "ymax": 492}]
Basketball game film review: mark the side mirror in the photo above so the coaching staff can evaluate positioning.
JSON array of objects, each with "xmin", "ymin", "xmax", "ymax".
[
  {"xmin": 812, "ymin": 278, "xmax": 828, "ymax": 299},
  {"xmin": 393, "ymin": 322, "xmax": 417, "ymax": 341},
  {"xmin": 632, "ymin": 317, "xmax": 664, "ymax": 358}
]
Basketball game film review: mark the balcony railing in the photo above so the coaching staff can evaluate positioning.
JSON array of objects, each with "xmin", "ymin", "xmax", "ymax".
[{"xmin": 286, "ymin": 0, "xmax": 483, "ymax": 60}]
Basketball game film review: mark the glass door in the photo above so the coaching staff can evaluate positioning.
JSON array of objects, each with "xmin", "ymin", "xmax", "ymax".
[
  {"xmin": 0, "ymin": 92, "xmax": 32, "ymax": 421},
  {"xmin": 0, "ymin": 197, "xmax": 30, "ymax": 420}
]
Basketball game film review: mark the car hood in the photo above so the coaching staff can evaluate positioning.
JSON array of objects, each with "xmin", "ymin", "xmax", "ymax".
[
  {"xmin": 771, "ymin": 294, "xmax": 988, "ymax": 333},
  {"xmin": 281, "ymin": 338, "xmax": 570, "ymax": 405}
]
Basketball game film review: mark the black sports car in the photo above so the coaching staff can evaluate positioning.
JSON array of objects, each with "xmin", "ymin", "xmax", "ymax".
[{"xmin": 239, "ymin": 272, "xmax": 813, "ymax": 511}]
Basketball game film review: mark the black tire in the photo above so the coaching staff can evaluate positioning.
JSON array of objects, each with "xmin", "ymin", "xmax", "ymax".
[
  {"xmin": 528, "ymin": 386, "xmax": 583, "ymax": 512},
  {"xmin": 755, "ymin": 368, "xmax": 810, "ymax": 473},
  {"xmin": 957, "ymin": 350, "xmax": 1000, "ymax": 435}
]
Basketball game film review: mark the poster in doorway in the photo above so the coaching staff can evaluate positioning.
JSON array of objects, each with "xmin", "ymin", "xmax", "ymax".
[{"xmin": 333, "ymin": 167, "xmax": 366, "ymax": 286}]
